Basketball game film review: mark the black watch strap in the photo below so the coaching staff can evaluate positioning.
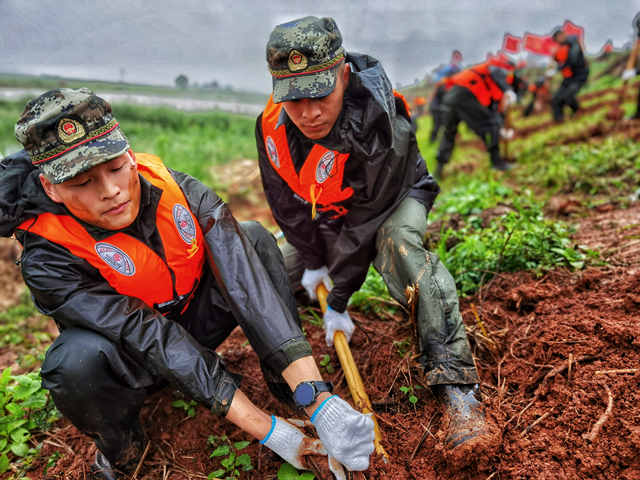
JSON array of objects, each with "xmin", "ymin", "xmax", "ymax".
[{"xmin": 293, "ymin": 380, "xmax": 334, "ymax": 408}]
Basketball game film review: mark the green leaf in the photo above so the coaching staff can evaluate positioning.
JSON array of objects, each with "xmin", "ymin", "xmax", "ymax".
[
  {"xmin": 0, "ymin": 453, "xmax": 9, "ymax": 473},
  {"xmin": 211, "ymin": 445, "xmax": 230, "ymax": 457},
  {"xmin": 220, "ymin": 452, "xmax": 235, "ymax": 468},
  {"xmin": 236, "ymin": 453, "xmax": 252, "ymax": 470},
  {"xmin": 277, "ymin": 463, "xmax": 298, "ymax": 480},
  {"xmin": 233, "ymin": 441, "xmax": 250, "ymax": 450},
  {"xmin": 208, "ymin": 469, "xmax": 226, "ymax": 479},
  {"xmin": 10, "ymin": 442, "xmax": 29, "ymax": 457},
  {"xmin": 10, "ymin": 427, "xmax": 29, "ymax": 444}
]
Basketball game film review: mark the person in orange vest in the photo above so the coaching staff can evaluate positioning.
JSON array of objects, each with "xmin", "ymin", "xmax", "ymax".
[
  {"xmin": 257, "ymin": 16, "xmax": 490, "ymax": 459},
  {"xmin": 621, "ymin": 12, "xmax": 640, "ymax": 119},
  {"xmin": 523, "ymin": 77, "xmax": 551, "ymax": 117},
  {"xmin": 435, "ymin": 60, "xmax": 517, "ymax": 177},
  {"xmin": 413, "ymin": 95, "xmax": 427, "ymax": 117},
  {"xmin": 4, "ymin": 88, "xmax": 373, "ymax": 479},
  {"xmin": 549, "ymin": 28, "xmax": 590, "ymax": 122}
]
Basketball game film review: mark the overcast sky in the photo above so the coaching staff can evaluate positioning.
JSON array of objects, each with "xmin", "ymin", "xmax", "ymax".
[{"xmin": 1, "ymin": 0, "xmax": 639, "ymax": 93}]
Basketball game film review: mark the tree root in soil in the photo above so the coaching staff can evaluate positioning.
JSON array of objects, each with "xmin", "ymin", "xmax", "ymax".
[{"xmin": 583, "ymin": 383, "xmax": 614, "ymax": 443}]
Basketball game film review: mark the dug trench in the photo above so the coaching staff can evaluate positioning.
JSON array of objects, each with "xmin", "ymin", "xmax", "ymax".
[{"xmin": 6, "ymin": 195, "xmax": 636, "ymax": 479}]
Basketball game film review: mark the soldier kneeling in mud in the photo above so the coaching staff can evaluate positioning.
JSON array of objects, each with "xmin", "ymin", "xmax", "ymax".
[
  {"xmin": 256, "ymin": 16, "xmax": 493, "ymax": 462},
  {"xmin": 1, "ymin": 88, "xmax": 374, "ymax": 479}
]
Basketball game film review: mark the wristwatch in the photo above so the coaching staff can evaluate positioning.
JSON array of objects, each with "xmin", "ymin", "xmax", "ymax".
[{"xmin": 293, "ymin": 381, "xmax": 333, "ymax": 408}]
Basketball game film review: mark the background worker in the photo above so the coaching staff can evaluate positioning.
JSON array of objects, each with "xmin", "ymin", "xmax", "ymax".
[
  {"xmin": 523, "ymin": 76, "xmax": 551, "ymax": 117},
  {"xmin": 428, "ymin": 50, "xmax": 463, "ymax": 142},
  {"xmin": 550, "ymin": 28, "xmax": 590, "ymax": 122},
  {"xmin": 435, "ymin": 59, "xmax": 518, "ymax": 178},
  {"xmin": 256, "ymin": 16, "xmax": 490, "ymax": 456},
  {"xmin": 2, "ymin": 88, "xmax": 373, "ymax": 479},
  {"xmin": 621, "ymin": 12, "xmax": 640, "ymax": 119}
]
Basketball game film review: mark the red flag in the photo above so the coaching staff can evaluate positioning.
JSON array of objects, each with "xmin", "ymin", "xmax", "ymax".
[
  {"xmin": 502, "ymin": 33, "xmax": 522, "ymax": 54},
  {"xmin": 523, "ymin": 33, "xmax": 556, "ymax": 56},
  {"xmin": 601, "ymin": 39, "xmax": 614, "ymax": 54},
  {"xmin": 563, "ymin": 20, "xmax": 585, "ymax": 43}
]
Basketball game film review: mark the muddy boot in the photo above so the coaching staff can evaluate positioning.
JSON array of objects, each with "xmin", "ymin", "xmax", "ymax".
[
  {"xmin": 91, "ymin": 418, "xmax": 147, "ymax": 480},
  {"xmin": 91, "ymin": 452, "xmax": 118, "ymax": 480},
  {"xmin": 434, "ymin": 384, "xmax": 489, "ymax": 449},
  {"xmin": 491, "ymin": 158, "xmax": 513, "ymax": 172}
]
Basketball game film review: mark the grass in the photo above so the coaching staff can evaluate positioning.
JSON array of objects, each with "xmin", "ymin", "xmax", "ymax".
[{"xmin": 0, "ymin": 99, "xmax": 259, "ymax": 188}]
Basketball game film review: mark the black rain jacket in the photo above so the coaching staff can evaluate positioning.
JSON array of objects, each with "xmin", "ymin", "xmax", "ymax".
[
  {"xmin": 558, "ymin": 35, "xmax": 589, "ymax": 81},
  {"xmin": 0, "ymin": 150, "xmax": 310, "ymax": 414},
  {"xmin": 256, "ymin": 53, "xmax": 440, "ymax": 312}
]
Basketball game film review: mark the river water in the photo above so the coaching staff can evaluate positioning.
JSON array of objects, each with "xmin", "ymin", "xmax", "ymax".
[{"xmin": 0, "ymin": 88, "xmax": 264, "ymax": 116}]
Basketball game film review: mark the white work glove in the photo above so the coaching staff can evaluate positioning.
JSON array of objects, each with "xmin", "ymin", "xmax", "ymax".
[
  {"xmin": 622, "ymin": 68, "xmax": 636, "ymax": 81},
  {"xmin": 311, "ymin": 395, "xmax": 375, "ymax": 472},
  {"xmin": 502, "ymin": 90, "xmax": 517, "ymax": 108},
  {"xmin": 301, "ymin": 266, "xmax": 332, "ymax": 301},
  {"xmin": 261, "ymin": 415, "xmax": 346, "ymax": 479},
  {"xmin": 323, "ymin": 306, "xmax": 355, "ymax": 347},
  {"xmin": 499, "ymin": 127, "xmax": 515, "ymax": 140},
  {"xmin": 545, "ymin": 66, "xmax": 556, "ymax": 78}
]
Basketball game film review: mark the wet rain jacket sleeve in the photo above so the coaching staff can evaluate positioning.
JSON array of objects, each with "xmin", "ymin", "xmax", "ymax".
[{"xmin": 170, "ymin": 169, "xmax": 312, "ymax": 372}]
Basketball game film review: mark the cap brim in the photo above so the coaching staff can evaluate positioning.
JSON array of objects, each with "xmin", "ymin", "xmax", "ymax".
[
  {"xmin": 41, "ymin": 126, "xmax": 130, "ymax": 184},
  {"xmin": 272, "ymin": 66, "xmax": 339, "ymax": 103}
]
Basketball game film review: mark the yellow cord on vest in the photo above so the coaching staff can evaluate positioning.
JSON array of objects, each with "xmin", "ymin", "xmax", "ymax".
[
  {"xmin": 186, "ymin": 238, "xmax": 199, "ymax": 259},
  {"xmin": 309, "ymin": 184, "xmax": 323, "ymax": 220}
]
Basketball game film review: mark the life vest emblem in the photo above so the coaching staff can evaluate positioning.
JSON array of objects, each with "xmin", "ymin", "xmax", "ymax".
[
  {"xmin": 316, "ymin": 151, "xmax": 335, "ymax": 184},
  {"xmin": 266, "ymin": 136, "xmax": 279, "ymax": 168},
  {"xmin": 172, "ymin": 204, "xmax": 196, "ymax": 245},
  {"xmin": 95, "ymin": 242, "xmax": 136, "ymax": 276}
]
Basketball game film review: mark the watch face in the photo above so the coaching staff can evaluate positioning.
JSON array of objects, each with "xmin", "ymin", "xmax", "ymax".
[{"xmin": 295, "ymin": 382, "xmax": 316, "ymax": 406}]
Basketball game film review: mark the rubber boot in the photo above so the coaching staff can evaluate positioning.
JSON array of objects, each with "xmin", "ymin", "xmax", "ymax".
[
  {"xmin": 91, "ymin": 418, "xmax": 147, "ymax": 480},
  {"xmin": 434, "ymin": 384, "xmax": 489, "ymax": 449},
  {"xmin": 91, "ymin": 452, "xmax": 118, "ymax": 480},
  {"xmin": 490, "ymin": 157, "xmax": 513, "ymax": 172}
]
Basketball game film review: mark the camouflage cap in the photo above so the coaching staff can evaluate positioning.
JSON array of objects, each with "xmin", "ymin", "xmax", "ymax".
[
  {"xmin": 15, "ymin": 88, "xmax": 129, "ymax": 184},
  {"xmin": 266, "ymin": 16, "xmax": 345, "ymax": 103}
]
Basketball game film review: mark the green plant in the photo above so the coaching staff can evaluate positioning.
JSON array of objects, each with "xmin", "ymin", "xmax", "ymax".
[
  {"xmin": 277, "ymin": 462, "xmax": 315, "ymax": 480},
  {"xmin": 207, "ymin": 435, "xmax": 253, "ymax": 479},
  {"xmin": 393, "ymin": 337, "xmax": 412, "ymax": 357},
  {"xmin": 399, "ymin": 384, "xmax": 422, "ymax": 406},
  {"xmin": 435, "ymin": 194, "xmax": 590, "ymax": 295},
  {"xmin": 349, "ymin": 266, "xmax": 395, "ymax": 314},
  {"xmin": 171, "ymin": 398, "xmax": 198, "ymax": 418},
  {"xmin": 318, "ymin": 354, "xmax": 335, "ymax": 374},
  {"xmin": 0, "ymin": 368, "xmax": 60, "ymax": 474}
]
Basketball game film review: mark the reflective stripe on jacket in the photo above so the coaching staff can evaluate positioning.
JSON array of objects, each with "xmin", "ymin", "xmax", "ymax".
[{"xmin": 17, "ymin": 153, "xmax": 205, "ymax": 310}]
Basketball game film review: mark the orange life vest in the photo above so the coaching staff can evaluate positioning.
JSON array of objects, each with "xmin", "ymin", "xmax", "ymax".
[
  {"xmin": 17, "ymin": 153, "xmax": 205, "ymax": 311},
  {"xmin": 261, "ymin": 92, "xmax": 410, "ymax": 220},
  {"xmin": 447, "ymin": 62, "xmax": 504, "ymax": 107},
  {"xmin": 554, "ymin": 46, "xmax": 573, "ymax": 78}
]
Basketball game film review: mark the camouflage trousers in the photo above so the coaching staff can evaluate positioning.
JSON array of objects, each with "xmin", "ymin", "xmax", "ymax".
[{"xmin": 282, "ymin": 197, "xmax": 479, "ymax": 386}]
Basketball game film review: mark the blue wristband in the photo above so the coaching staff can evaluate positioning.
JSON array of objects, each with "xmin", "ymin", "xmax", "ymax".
[
  {"xmin": 259, "ymin": 415, "xmax": 276, "ymax": 444},
  {"xmin": 310, "ymin": 394, "xmax": 337, "ymax": 424}
]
